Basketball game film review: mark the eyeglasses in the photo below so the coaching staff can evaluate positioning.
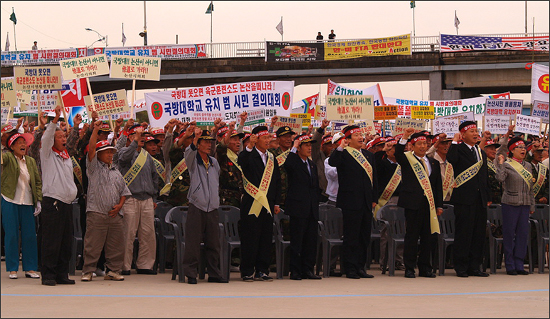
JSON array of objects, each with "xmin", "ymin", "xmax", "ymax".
[{"xmin": 514, "ymin": 145, "xmax": 526, "ymax": 149}]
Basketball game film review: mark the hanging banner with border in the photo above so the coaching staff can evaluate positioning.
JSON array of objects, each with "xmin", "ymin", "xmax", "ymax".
[
  {"xmin": 485, "ymin": 98, "xmax": 523, "ymax": 117},
  {"xmin": 145, "ymin": 81, "xmax": 294, "ymax": 127},
  {"xmin": 13, "ymin": 66, "xmax": 63, "ymax": 91},
  {"xmin": 531, "ymin": 63, "xmax": 549, "ymax": 104},
  {"xmin": 374, "ymin": 104, "xmax": 398, "ymax": 120},
  {"xmin": 110, "ymin": 55, "xmax": 161, "ymax": 81},
  {"xmin": 60, "ymin": 54, "xmax": 109, "ymax": 80},
  {"xmin": 327, "ymin": 79, "xmax": 385, "ymax": 107},
  {"xmin": 324, "ymin": 34, "xmax": 411, "ymax": 60}
]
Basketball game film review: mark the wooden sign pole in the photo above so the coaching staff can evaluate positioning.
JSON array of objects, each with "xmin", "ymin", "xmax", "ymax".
[
  {"xmin": 86, "ymin": 78, "xmax": 96, "ymax": 111},
  {"xmin": 57, "ymin": 91, "xmax": 68, "ymax": 125},
  {"xmin": 130, "ymin": 79, "xmax": 136, "ymax": 119}
]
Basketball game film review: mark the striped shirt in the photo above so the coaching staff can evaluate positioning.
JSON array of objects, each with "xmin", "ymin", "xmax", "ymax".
[{"xmin": 86, "ymin": 155, "xmax": 131, "ymax": 215}]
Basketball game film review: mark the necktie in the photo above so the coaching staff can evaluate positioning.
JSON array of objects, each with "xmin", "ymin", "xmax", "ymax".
[
  {"xmin": 471, "ymin": 146, "xmax": 478, "ymax": 161},
  {"xmin": 304, "ymin": 160, "xmax": 311, "ymax": 175},
  {"xmin": 417, "ymin": 155, "xmax": 428, "ymax": 175}
]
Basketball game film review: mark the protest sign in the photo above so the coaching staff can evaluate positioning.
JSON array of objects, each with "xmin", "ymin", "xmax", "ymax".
[
  {"xmin": 531, "ymin": 100, "xmax": 549, "ymax": 124},
  {"xmin": 411, "ymin": 105, "xmax": 435, "ymax": 119},
  {"xmin": 432, "ymin": 117, "xmax": 460, "ymax": 136},
  {"xmin": 59, "ymin": 54, "xmax": 109, "ymax": 80},
  {"xmin": 531, "ymin": 63, "xmax": 549, "ymax": 104},
  {"xmin": 1, "ymin": 77, "xmax": 16, "ymax": 108},
  {"xmin": 324, "ymin": 34, "xmax": 411, "ymax": 60},
  {"xmin": 386, "ymin": 95, "xmax": 505, "ymax": 118},
  {"xmin": 355, "ymin": 120, "xmax": 376, "ymax": 135},
  {"xmin": 290, "ymin": 113, "xmax": 311, "ymax": 127},
  {"xmin": 315, "ymin": 104, "xmax": 326, "ymax": 120},
  {"xmin": 485, "ymin": 99, "xmax": 523, "ymax": 117},
  {"xmin": 272, "ymin": 116, "xmax": 302, "ymax": 132},
  {"xmin": 327, "ymin": 80, "xmax": 385, "ymax": 106},
  {"xmin": 145, "ymin": 80, "xmax": 294, "ymax": 127},
  {"xmin": 374, "ymin": 104, "xmax": 398, "ymax": 120},
  {"xmin": 326, "ymin": 95, "xmax": 374, "ymax": 121},
  {"xmin": 514, "ymin": 114, "xmax": 541, "ymax": 136},
  {"xmin": 484, "ymin": 116, "xmax": 510, "ymax": 135},
  {"xmin": 84, "ymin": 89, "xmax": 129, "ymax": 117},
  {"xmin": 265, "ymin": 42, "xmax": 324, "ymax": 62},
  {"xmin": 110, "ymin": 55, "xmax": 161, "ymax": 81},
  {"xmin": 392, "ymin": 118, "xmax": 426, "ymax": 136},
  {"xmin": 331, "ymin": 121, "xmax": 348, "ymax": 132},
  {"xmin": 13, "ymin": 66, "xmax": 63, "ymax": 91}
]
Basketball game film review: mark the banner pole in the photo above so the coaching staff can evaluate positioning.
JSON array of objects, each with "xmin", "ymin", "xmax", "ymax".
[
  {"xmin": 58, "ymin": 91, "xmax": 68, "ymax": 125},
  {"xmin": 86, "ymin": 77, "xmax": 96, "ymax": 111},
  {"xmin": 37, "ymin": 90, "xmax": 41, "ymax": 117},
  {"xmin": 130, "ymin": 79, "xmax": 136, "ymax": 119}
]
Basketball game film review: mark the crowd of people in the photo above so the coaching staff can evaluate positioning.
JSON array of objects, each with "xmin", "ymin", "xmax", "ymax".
[{"xmin": 1, "ymin": 105, "xmax": 548, "ymax": 285}]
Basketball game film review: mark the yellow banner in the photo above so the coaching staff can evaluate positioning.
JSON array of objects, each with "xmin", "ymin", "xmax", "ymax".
[
  {"xmin": 290, "ymin": 113, "xmax": 311, "ymax": 127},
  {"xmin": 533, "ymin": 163, "xmax": 548, "ymax": 196},
  {"xmin": 151, "ymin": 157, "xmax": 167, "ymax": 183},
  {"xmin": 71, "ymin": 156, "xmax": 83, "ymax": 188},
  {"xmin": 442, "ymin": 163, "xmax": 454, "ymax": 199},
  {"xmin": 243, "ymin": 151, "xmax": 275, "ymax": 217},
  {"xmin": 123, "ymin": 149, "xmax": 148, "ymax": 186},
  {"xmin": 411, "ymin": 105, "xmax": 435, "ymax": 119},
  {"xmin": 159, "ymin": 157, "xmax": 188, "ymax": 196},
  {"xmin": 324, "ymin": 34, "xmax": 411, "ymax": 60},
  {"xmin": 374, "ymin": 166, "xmax": 401, "ymax": 219}
]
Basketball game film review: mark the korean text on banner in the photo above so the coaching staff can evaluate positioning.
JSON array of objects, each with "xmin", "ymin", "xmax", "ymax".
[
  {"xmin": 531, "ymin": 100, "xmax": 549, "ymax": 124},
  {"xmin": 324, "ymin": 34, "xmax": 411, "ymax": 60},
  {"xmin": 440, "ymin": 34, "xmax": 549, "ymax": 52},
  {"xmin": 514, "ymin": 114, "xmax": 541, "ymax": 136},
  {"xmin": 484, "ymin": 116, "xmax": 510, "ymax": 135},
  {"xmin": 13, "ymin": 66, "xmax": 63, "ymax": 91},
  {"xmin": 432, "ymin": 117, "xmax": 460, "ymax": 136},
  {"xmin": 327, "ymin": 80, "xmax": 385, "ymax": 106},
  {"xmin": 84, "ymin": 89, "xmax": 129, "ymax": 117},
  {"xmin": 265, "ymin": 41, "xmax": 325, "ymax": 62},
  {"xmin": 386, "ymin": 96, "xmax": 488, "ymax": 118},
  {"xmin": 15, "ymin": 90, "xmax": 60, "ymax": 114},
  {"xmin": 392, "ymin": 118, "xmax": 426, "ymax": 136},
  {"xmin": 273, "ymin": 116, "xmax": 302, "ymax": 132},
  {"xmin": 326, "ymin": 95, "xmax": 374, "ymax": 121},
  {"xmin": 374, "ymin": 104, "xmax": 398, "ymax": 120},
  {"xmin": 1, "ymin": 77, "xmax": 16, "ymax": 108},
  {"xmin": 411, "ymin": 105, "xmax": 435, "ymax": 119},
  {"xmin": 531, "ymin": 63, "xmax": 549, "ymax": 104},
  {"xmin": 355, "ymin": 120, "xmax": 376, "ymax": 135},
  {"xmin": 315, "ymin": 104, "xmax": 326, "ymax": 120},
  {"xmin": 145, "ymin": 81, "xmax": 294, "ymax": 128},
  {"xmin": 60, "ymin": 54, "xmax": 110, "ymax": 80},
  {"xmin": 290, "ymin": 113, "xmax": 311, "ymax": 127},
  {"xmin": 485, "ymin": 99, "xmax": 523, "ymax": 117},
  {"xmin": 110, "ymin": 55, "xmax": 161, "ymax": 81}
]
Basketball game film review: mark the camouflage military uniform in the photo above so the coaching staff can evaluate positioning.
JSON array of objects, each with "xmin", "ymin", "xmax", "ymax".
[
  {"xmin": 165, "ymin": 144, "xmax": 191, "ymax": 207},
  {"xmin": 488, "ymin": 165, "xmax": 502, "ymax": 204},
  {"xmin": 216, "ymin": 144, "xmax": 243, "ymax": 208}
]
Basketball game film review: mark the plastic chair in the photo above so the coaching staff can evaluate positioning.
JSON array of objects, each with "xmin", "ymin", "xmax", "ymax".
[
  {"xmin": 486, "ymin": 204, "xmax": 504, "ymax": 274},
  {"xmin": 274, "ymin": 209, "xmax": 290, "ymax": 279},
  {"xmin": 318, "ymin": 205, "xmax": 344, "ymax": 278},
  {"xmin": 366, "ymin": 217, "xmax": 381, "ymax": 270},
  {"xmin": 165, "ymin": 206, "xmax": 188, "ymax": 283},
  {"xmin": 69, "ymin": 201, "xmax": 83, "ymax": 276},
  {"xmin": 530, "ymin": 204, "xmax": 549, "ymax": 274},
  {"xmin": 378, "ymin": 205, "xmax": 406, "ymax": 276},
  {"xmin": 154, "ymin": 201, "xmax": 174, "ymax": 273},
  {"xmin": 436, "ymin": 204, "xmax": 455, "ymax": 276},
  {"xmin": 218, "ymin": 205, "xmax": 241, "ymax": 281}
]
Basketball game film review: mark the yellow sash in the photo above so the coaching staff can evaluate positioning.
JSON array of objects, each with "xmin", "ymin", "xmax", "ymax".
[
  {"xmin": 123, "ymin": 149, "xmax": 148, "ymax": 186},
  {"xmin": 243, "ymin": 150, "xmax": 275, "ymax": 217},
  {"xmin": 151, "ymin": 156, "xmax": 167, "ymax": 183},
  {"xmin": 71, "ymin": 156, "xmax": 83, "ymax": 188},
  {"xmin": 533, "ymin": 163, "xmax": 548, "ymax": 197},
  {"xmin": 405, "ymin": 152, "xmax": 440, "ymax": 234},
  {"xmin": 373, "ymin": 165, "xmax": 401, "ymax": 219},
  {"xmin": 344, "ymin": 146, "xmax": 373, "ymax": 186},
  {"xmin": 442, "ymin": 162, "xmax": 454, "ymax": 200},
  {"xmin": 159, "ymin": 157, "xmax": 188, "ymax": 196},
  {"xmin": 488, "ymin": 160, "xmax": 497, "ymax": 173},
  {"xmin": 454, "ymin": 146, "xmax": 483, "ymax": 188},
  {"xmin": 276, "ymin": 149, "xmax": 290, "ymax": 167},
  {"xmin": 226, "ymin": 148, "xmax": 243, "ymax": 172},
  {"xmin": 507, "ymin": 159, "xmax": 533, "ymax": 190}
]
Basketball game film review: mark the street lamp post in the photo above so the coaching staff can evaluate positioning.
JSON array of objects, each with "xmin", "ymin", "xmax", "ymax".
[{"xmin": 85, "ymin": 28, "xmax": 108, "ymax": 47}]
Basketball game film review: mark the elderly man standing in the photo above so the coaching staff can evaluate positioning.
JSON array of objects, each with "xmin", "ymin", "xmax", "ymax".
[
  {"xmin": 40, "ymin": 106, "xmax": 78, "ymax": 286},
  {"xmin": 118, "ymin": 126, "xmax": 159, "ymax": 276}
]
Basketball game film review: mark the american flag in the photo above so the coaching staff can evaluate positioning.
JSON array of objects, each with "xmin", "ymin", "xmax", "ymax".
[{"xmin": 440, "ymin": 34, "xmax": 549, "ymax": 52}]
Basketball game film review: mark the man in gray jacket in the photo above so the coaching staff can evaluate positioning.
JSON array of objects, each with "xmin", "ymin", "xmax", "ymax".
[{"xmin": 181, "ymin": 124, "xmax": 225, "ymax": 284}]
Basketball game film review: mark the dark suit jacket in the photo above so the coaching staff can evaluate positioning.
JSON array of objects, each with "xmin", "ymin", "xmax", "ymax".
[
  {"xmin": 284, "ymin": 151, "xmax": 319, "ymax": 220},
  {"xmin": 328, "ymin": 146, "xmax": 378, "ymax": 211},
  {"xmin": 395, "ymin": 142, "xmax": 443, "ymax": 211},
  {"xmin": 238, "ymin": 147, "xmax": 281, "ymax": 216},
  {"xmin": 374, "ymin": 150, "xmax": 402, "ymax": 198},
  {"xmin": 447, "ymin": 142, "xmax": 490, "ymax": 206}
]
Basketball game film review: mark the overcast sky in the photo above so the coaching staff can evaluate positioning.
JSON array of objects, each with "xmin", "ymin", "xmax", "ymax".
[{"xmin": 1, "ymin": 1, "xmax": 549, "ymax": 104}]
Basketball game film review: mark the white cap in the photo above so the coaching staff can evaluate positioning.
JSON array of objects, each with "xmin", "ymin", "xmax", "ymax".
[{"xmin": 332, "ymin": 132, "xmax": 345, "ymax": 144}]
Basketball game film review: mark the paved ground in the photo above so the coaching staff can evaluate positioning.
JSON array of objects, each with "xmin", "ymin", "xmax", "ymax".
[{"xmin": 1, "ymin": 263, "xmax": 548, "ymax": 318}]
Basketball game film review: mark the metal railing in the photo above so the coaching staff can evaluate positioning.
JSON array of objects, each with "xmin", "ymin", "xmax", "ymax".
[{"xmin": 1, "ymin": 33, "xmax": 548, "ymax": 66}]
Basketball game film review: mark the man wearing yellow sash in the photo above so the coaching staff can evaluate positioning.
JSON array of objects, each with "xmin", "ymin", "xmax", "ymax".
[
  {"xmin": 328, "ymin": 125, "xmax": 378, "ymax": 279},
  {"xmin": 396, "ymin": 128, "xmax": 443, "ymax": 279},
  {"xmin": 427, "ymin": 133, "xmax": 454, "ymax": 202},
  {"xmin": 483, "ymin": 139, "xmax": 503, "ymax": 204},
  {"xmin": 268, "ymin": 125, "xmax": 296, "ymax": 212},
  {"xmin": 238, "ymin": 125, "xmax": 281, "ymax": 282},
  {"xmin": 494, "ymin": 136, "xmax": 536, "ymax": 275},
  {"xmin": 528, "ymin": 145, "xmax": 549, "ymax": 205},
  {"xmin": 118, "ymin": 126, "xmax": 159, "ymax": 276},
  {"xmin": 374, "ymin": 137, "xmax": 405, "ymax": 272},
  {"xmin": 448, "ymin": 121, "xmax": 491, "ymax": 278}
]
